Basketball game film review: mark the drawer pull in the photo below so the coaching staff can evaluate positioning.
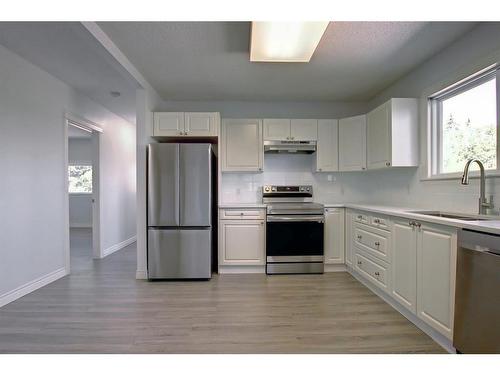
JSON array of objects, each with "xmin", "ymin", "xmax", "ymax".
[
  {"xmin": 357, "ymin": 260, "xmax": 362, "ymax": 265},
  {"xmin": 357, "ymin": 215, "xmax": 363, "ymax": 220},
  {"xmin": 357, "ymin": 235, "xmax": 362, "ymax": 240},
  {"xmin": 374, "ymin": 271, "xmax": 380, "ymax": 276},
  {"xmin": 374, "ymin": 241, "xmax": 380, "ymax": 247},
  {"xmin": 374, "ymin": 219, "xmax": 380, "ymax": 224}
]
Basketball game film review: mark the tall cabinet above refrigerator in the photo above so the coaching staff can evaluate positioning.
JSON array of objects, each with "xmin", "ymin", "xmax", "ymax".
[{"xmin": 147, "ymin": 143, "xmax": 214, "ymax": 279}]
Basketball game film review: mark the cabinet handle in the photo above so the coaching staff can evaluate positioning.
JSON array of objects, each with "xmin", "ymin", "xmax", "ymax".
[
  {"xmin": 240, "ymin": 213, "xmax": 244, "ymax": 216},
  {"xmin": 385, "ymin": 162, "xmax": 391, "ymax": 167},
  {"xmin": 374, "ymin": 219, "xmax": 380, "ymax": 224},
  {"xmin": 261, "ymin": 222, "xmax": 264, "ymax": 225},
  {"xmin": 409, "ymin": 221, "xmax": 415, "ymax": 227},
  {"xmin": 179, "ymin": 131, "xmax": 183, "ymax": 135},
  {"xmin": 291, "ymin": 136, "xmax": 295, "ymax": 140},
  {"xmin": 374, "ymin": 271, "xmax": 380, "ymax": 276},
  {"xmin": 357, "ymin": 215, "xmax": 363, "ymax": 220},
  {"xmin": 258, "ymin": 168, "xmax": 262, "ymax": 171},
  {"xmin": 184, "ymin": 131, "xmax": 188, "ymax": 135},
  {"xmin": 357, "ymin": 260, "xmax": 362, "ymax": 265},
  {"xmin": 415, "ymin": 222, "xmax": 421, "ymax": 228},
  {"xmin": 357, "ymin": 235, "xmax": 362, "ymax": 240},
  {"xmin": 374, "ymin": 241, "xmax": 380, "ymax": 247},
  {"xmin": 318, "ymin": 168, "xmax": 322, "ymax": 171}
]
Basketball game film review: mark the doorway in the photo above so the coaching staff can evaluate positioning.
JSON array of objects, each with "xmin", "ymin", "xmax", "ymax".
[{"xmin": 64, "ymin": 116, "xmax": 102, "ymax": 275}]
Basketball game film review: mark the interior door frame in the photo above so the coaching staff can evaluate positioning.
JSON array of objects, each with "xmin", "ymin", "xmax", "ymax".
[{"xmin": 63, "ymin": 113, "xmax": 103, "ymax": 275}]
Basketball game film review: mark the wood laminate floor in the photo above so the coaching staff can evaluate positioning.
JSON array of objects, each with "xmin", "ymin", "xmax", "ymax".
[{"xmin": 0, "ymin": 229, "xmax": 445, "ymax": 353}]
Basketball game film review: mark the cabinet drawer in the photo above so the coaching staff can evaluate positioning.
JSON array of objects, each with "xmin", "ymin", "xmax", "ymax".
[
  {"xmin": 220, "ymin": 208, "xmax": 266, "ymax": 220},
  {"xmin": 354, "ymin": 223, "xmax": 390, "ymax": 262},
  {"xmin": 353, "ymin": 212, "xmax": 369, "ymax": 224},
  {"xmin": 370, "ymin": 215, "xmax": 390, "ymax": 230},
  {"xmin": 354, "ymin": 250, "xmax": 389, "ymax": 292}
]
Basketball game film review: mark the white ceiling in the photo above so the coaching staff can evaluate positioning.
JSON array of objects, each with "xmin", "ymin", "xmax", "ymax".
[
  {"xmin": 0, "ymin": 22, "xmax": 140, "ymax": 124},
  {"xmin": 98, "ymin": 21, "xmax": 477, "ymax": 102}
]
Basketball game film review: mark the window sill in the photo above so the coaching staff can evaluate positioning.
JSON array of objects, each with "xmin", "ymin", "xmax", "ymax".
[{"xmin": 421, "ymin": 171, "xmax": 500, "ymax": 182}]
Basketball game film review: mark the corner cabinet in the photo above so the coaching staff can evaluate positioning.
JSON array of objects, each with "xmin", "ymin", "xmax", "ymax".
[
  {"xmin": 315, "ymin": 119, "xmax": 339, "ymax": 172},
  {"xmin": 221, "ymin": 119, "xmax": 263, "ymax": 172},
  {"xmin": 324, "ymin": 208, "xmax": 345, "ymax": 264},
  {"xmin": 338, "ymin": 115, "xmax": 367, "ymax": 171},
  {"xmin": 366, "ymin": 98, "xmax": 418, "ymax": 169},
  {"xmin": 153, "ymin": 112, "xmax": 219, "ymax": 137}
]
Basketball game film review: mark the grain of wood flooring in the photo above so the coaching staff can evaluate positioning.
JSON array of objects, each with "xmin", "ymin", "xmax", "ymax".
[{"xmin": 0, "ymin": 229, "xmax": 445, "ymax": 353}]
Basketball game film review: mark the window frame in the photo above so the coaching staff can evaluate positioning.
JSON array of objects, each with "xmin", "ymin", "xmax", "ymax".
[
  {"xmin": 68, "ymin": 163, "xmax": 93, "ymax": 195},
  {"xmin": 428, "ymin": 66, "xmax": 500, "ymax": 179}
]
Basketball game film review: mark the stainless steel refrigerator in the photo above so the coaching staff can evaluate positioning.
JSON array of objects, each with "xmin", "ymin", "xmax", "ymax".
[{"xmin": 147, "ymin": 143, "xmax": 213, "ymax": 279}]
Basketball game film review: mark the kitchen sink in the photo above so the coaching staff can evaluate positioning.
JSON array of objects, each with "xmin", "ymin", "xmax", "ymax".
[{"xmin": 408, "ymin": 211, "xmax": 494, "ymax": 221}]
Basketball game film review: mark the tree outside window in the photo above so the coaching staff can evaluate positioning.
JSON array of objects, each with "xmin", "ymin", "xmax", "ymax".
[{"xmin": 68, "ymin": 165, "xmax": 92, "ymax": 193}]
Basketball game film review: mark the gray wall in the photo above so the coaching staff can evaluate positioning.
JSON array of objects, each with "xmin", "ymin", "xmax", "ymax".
[{"xmin": 0, "ymin": 43, "xmax": 137, "ymax": 304}]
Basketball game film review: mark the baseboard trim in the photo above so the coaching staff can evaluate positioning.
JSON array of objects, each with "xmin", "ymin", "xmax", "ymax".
[
  {"xmin": 0, "ymin": 267, "xmax": 66, "ymax": 308},
  {"xmin": 324, "ymin": 264, "xmax": 347, "ymax": 272},
  {"xmin": 347, "ymin": 268, "xmax": 455, "ymax": 354},
  {"xmin": 136, "ymin": 270, "xmax": 148, "ymax": 279},
  {"xmin": 70, "ymin": 223, "xmax": 92, "ymax": 228},
  {"xmin": 218, "ymin": 265, "xmax": 265, "ymax": 274},
  {"xmin": 102, "ymin": 236, "xmax": 137, "ymax": 258}
]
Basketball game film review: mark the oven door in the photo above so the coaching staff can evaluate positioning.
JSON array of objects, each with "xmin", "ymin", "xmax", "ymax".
[{"xmin": 266, "ymin": 215, "xmax": 324, "ymax": 262}]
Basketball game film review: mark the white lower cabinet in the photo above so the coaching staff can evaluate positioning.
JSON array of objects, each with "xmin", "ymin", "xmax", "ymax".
[
  {"xmin": 345, "ymin": 210, "xmax": 354, "ymax": 267},
  {"xmin": 324, "ymin": 208, "xmax": 345, "ymax": 264},
  {"xmin": 391, "ymin": 219, "xmax": 417, "ymax": 313},
  {"xmin": 354, "ymin": 250, "xmax": 390, "ymax": 293},
  {"xmin": 416, "ymin": 223, "xmax": 457, "ymax": 339},
  {"xmin": 219, "ymin": 219, "xmax": 265, "ymax": 266}
]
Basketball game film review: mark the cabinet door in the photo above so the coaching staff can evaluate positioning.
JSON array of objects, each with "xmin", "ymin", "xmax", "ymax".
[
  {"xmin": 290, "ymin": 119, "xmax": 318, "ymax": 141},
  {"xmin": 391, "ymin": 219, "xmax": 417, "ymax": 313},
  {"xmin": 153, "ymin": 112, "xmax": 185, "ymax": 136},
  {"xmin": 338, "ymin": 115, "xmax": 367, "ymax": 171},
  {"xmin": 219, "ymin": 220, "xmax": 265, "ymax": 265},
  {"xmin": 222, "ymin": 119, "xmax": 263, "ymax": 172},
  {"xmin": 345, "ymin": 210, "xmax": 353, "ymax": 267},
  {"xmin": 367, "ymin": 101, "xmax": 391, "ymax": 169},
  {"xmin": 417, "ymin": 223, "xmax": 457, "ymax": 339},
  {"xmin": 184, "ymin": 112, "xmax": 218, "ymax": 136},
  {"xmin": 316, "ymin": 119, "xmax": 339, "ymax": 172},
  {"xmin": 263, "ymin": 119, "xmax": 290, "ymax": 140},
  {"xmin": 324, "ymin": 208, "xmax": 345, "ymax": 264}
]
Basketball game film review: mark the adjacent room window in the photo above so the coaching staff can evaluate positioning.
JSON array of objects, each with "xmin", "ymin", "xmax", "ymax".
[
  {"xmin": 429, "ymin": 66, "xmax": 499, "ymax": 177},
  {"xmin": 68, "ymin": 165, "xmax": 93, "ymax": 193}
]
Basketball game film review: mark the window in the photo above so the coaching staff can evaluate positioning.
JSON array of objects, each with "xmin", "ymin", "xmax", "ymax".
[
  {"xmin": 429, "ymin": 67, "xmax": 499, "ymax": 177},
  {"xmin": 68, "ymin": 165, "xmax": 92, "ymax": 193}
]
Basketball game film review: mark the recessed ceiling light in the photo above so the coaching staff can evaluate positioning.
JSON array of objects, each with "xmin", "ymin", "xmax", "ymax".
[
  {"xmin": 250, "ymin": 22, "xmax": 329, "ymax": 63},
  {"xmin": 110, "ymin": 91, "xmax": 121, "ymax": 97}
]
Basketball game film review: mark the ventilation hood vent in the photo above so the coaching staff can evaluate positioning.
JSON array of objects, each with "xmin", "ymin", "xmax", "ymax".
[{"xmin": 264, "ymin": 140, "xmax": 317, "ymax": 154}]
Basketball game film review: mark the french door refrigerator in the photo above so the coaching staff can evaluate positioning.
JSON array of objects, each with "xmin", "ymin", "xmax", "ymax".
[{"xmin": 147, "ymin": 143, "xmax": 213, "ymax": 279}]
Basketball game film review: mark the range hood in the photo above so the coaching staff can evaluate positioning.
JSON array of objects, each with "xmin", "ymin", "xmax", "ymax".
[{"xmin": 264, "ymin": 140, "xmax": 317, "ymax": 154}]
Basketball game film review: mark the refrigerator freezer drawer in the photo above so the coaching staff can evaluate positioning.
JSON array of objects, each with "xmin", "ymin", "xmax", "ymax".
[{"xmin": 148, "ymin": 228, "xmax": 212, "ymax": 279}]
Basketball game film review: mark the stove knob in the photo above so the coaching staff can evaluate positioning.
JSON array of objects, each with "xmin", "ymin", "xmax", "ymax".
[
  {"xmin": 306, "ymin": 187, "xmax": 310, "ymax": 191},
  {"xmin": 300, "ymin": 187, "xmax": 305, "ymax": 191},
  {"xmin": 264, "ymin": 186, "xmax": 270, "ymax": 192},
  {"xmin": 271, "ymin": 187, "xmax": 276, "ymax": 191}
]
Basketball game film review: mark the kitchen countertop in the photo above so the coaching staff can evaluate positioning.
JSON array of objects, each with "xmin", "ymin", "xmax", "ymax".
[
  {"xmin": 219, "ymin": 201, "xmax": 500, "ymax": 235},
  {"xmin": 324, "ymin": 203, "xmax": 500, "ymax": 236}
]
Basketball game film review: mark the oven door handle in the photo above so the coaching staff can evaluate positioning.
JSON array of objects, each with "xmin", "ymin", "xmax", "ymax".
[{"xmin": 267, "ymin": 215, "xmax": 324, "ymax": 223}]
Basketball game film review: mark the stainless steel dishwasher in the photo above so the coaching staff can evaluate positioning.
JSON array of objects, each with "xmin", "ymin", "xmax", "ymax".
[{"xmin": 453, "ymin": 229, "xmax": 500, "ymax": 353}]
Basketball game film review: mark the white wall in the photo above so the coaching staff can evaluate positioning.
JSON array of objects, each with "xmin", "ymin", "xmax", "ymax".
[{"xmin": 0, "ymin": 43, "xmax": 136, "ymax": 306}]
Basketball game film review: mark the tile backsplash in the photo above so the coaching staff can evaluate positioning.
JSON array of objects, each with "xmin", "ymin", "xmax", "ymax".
[{"xmin": 220, "ymin": 153, "xmax": 500, "ymax": 214}]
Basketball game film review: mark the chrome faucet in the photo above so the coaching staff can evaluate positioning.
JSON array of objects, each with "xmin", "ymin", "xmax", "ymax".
[{"xmin": 461, "ymin": 159, "xmax": 493, "ymax": 215}]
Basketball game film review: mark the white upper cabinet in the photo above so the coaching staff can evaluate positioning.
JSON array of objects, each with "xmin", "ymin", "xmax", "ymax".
[
  {"xmin": 290, "ymin": 119, "xmax": 318, "ymax": 141},
  {"xmin": 184, "ymin": 112, "xmax": 218, "ymax": 136},
  {"xmin": 338, "ymin": 115, "xmax": 367, "ymax": 171},
  {"xmin": 153, "ymin": 112, "xmax": 219, "ymax": 137},
  {"xmin": 263, "ymin": 119, "xmax": 291, "ymax": 140},
  {"xmin": 324, "ymin": 208, "xmax": 345, "ymax": 264},
  {"xmin": 221, "ymin": 119, "xmax": 263, "ymax": 172},
  {"xmin": 263, "ymin": 119, "xmax": 318, "ymax": 141},
  {"xmin": 153, "ymin": 112, "xmax": 184, "ymax": 136},
  {"xmin": 367, "ymin": 98, "xmax": 418, "ymax": 169},
  {"xmin": 316, "ymin": 119, "xmax": 339, "ymax": 172}
]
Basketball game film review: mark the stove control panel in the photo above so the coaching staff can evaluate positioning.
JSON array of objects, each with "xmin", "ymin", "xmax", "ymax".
[{"xmin": 263, "ymin": 185, "xmax": 313, "ymax": 196}]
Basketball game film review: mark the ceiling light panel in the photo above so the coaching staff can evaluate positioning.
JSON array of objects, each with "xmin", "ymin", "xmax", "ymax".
[{"xmin": 250, "ymin": 22, "xmax": 329, "ymax": 62}]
